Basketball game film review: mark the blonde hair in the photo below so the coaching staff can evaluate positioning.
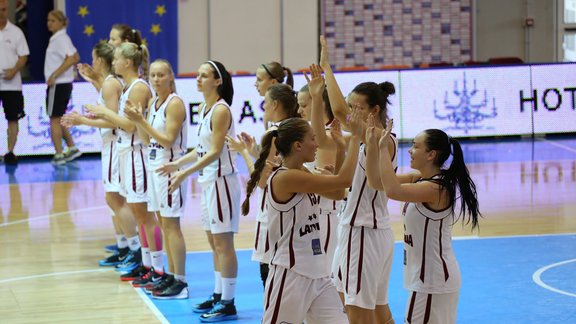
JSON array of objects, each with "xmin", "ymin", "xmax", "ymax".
[
  {"xmin": 151, "ymin": 59, "xmax": 177, "ymax": 93},
  {"xmin": 118, "ymin": 42, "xmax": 149, "ymax": 81},
  {"xmin": 48, "ymin": 10, "xmax": 68, "ymax": 26}
]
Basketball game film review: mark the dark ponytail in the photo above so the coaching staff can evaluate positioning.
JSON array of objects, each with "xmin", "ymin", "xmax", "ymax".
[
  {"xmin": 424, "ymin": 129, "xmax": 480, "ymax": 230},
  {"xmin": 208, "ymin": 60, "xmax": 234, "ymax": 106},
  {"xmin": 267, "ymin": 84, "xmax": 301, "ymax": 119},
  {"xmin": 352, "ymin": 81, "xmax": 395, "ymax": 125},
  {"xmin": 242, "ymin": 130, "xmax": 277, "ymax": 216},
  {"xmin": 241, "ymin": 118, "xmax": 311, "ymax": 215}
]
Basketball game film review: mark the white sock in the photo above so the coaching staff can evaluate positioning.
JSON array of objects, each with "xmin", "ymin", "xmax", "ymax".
[
  {"xmin": 175, "ymin": 274, "xmax": 186, "ymax": 282},
  {"xmin": 214, "ymin": 271, "xmax": 222, "ymax": 294},
  {"xmin": 150, "ymin": 250, "xmax": 164, "ymax": 273},
  {"xmin": 142, "ymin": 247, "xmax": 152, "ymax": 268},
  {"xmin": 127, "ymin": 235, "xmax": 140, "ymax": 251},
  {"xmin": 116, "ymin": 235, "xmax": 128, "ymax": 249},
  {"xmin": 221, "ymin": 277, "xmax": 237, "ymax": 301}
]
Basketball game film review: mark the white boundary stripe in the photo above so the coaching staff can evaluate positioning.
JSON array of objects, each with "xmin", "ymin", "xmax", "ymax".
[
  {"xmin": 134, "ymin": 287, "xmax": 170, "ymax": 324},
  {"xmin": 0, "ymin": 206, "xmax": 108, "ymax": 228},
  {"xmin": 0, "ymin": 268, "xmax": 111, "ymax": 284},
  {"xmin": 539, "ymin": 138, "xmax": 576, "ymax": 154},
  {"xmin": 532, "ymin": 258, "xmax": 576, "ymax": 298}
]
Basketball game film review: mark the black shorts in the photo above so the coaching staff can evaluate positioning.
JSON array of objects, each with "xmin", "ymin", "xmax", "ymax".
[
  {"xmin": 46, "ymin": 83, "xmax": 73, "ymax": 117},
  {"xmin": 0, "ymin": 90, "xmax": 26, "ymax": 121}
]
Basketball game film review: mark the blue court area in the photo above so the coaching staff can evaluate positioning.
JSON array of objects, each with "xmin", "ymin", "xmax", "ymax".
[{"xmin": 148, "ymin": 234, "xmax": 576, "ymax": 324}]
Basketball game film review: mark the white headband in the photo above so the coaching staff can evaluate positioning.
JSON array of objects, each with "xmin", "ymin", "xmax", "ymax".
[{"xmin": 207, "ymin": 61, "xmax": 222, "ymax": 80}]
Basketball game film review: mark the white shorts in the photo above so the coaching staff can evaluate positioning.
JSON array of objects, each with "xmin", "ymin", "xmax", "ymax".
[
  {"xmin": 405, "ymin": 291, "xmax": 459, "ymax": 324},
  {"xmin": 332, "ymin": 222, "xmax": 346, "ymax": 291},
  {"xmin": 147, "ymin": 168, "xmax": 187, "ymax": 217},
  {"xmin": 263, "ymin": 265, "xmax": 348, "ymax": 324},
  {"xmin": 320, "ymin": 210, "xmax": 339, "ymax": 275},
  {"xmin": 251, "ymin": 219, "xmax": 270, "ymax": 263},
  {"xmin": 200, "ymin": 174, "xmax": 240, "ymax": 234},
  {"xmin": 336, "ymin": 225, "xmax": 394, "ymax": 309},
  {"xmin": 118, "ymin": 148, "xmax": 149, "ymax": 204},
  {"xmin": 101, "ymin": 138, "xmax": 121, "ymax": 193}
]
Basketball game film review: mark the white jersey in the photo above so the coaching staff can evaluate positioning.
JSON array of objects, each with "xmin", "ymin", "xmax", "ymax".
[
  {"xmin": 340, "ymin": 136, "xmax": 398, "ymax": 229},
  {"xmin": 117, "ymin": 78, "xmax": 150, "ymax": 152},
  {"xmin": 402, "ymin": 179, "xmax": 461, "ymax": 294},
  {"xmin": 252, "ymin": 186, "xmax": 272, "ymax": 263},
  {"xmin": 98, "ymin": 75, "xmax": 122, "ymax": 142},
  {"xmin": 196, "ymin": 99, "xmax": 237, "ymax": 184},
  {"xmin": 147, "ymin": 93, "xmax": 187, "ymax": 168},
  {"xmin": 266, "ymin": 167, "xmax": 328, "ymax": 279}
]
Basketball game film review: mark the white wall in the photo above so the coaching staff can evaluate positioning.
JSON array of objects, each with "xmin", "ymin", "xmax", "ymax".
[
  {"xmin": 177, "ymin": 0, "xmax": 318, "ymax": 74},
  {"xmin": 475, "ymin": 0, "xmax": 555, "ymax": 62}
]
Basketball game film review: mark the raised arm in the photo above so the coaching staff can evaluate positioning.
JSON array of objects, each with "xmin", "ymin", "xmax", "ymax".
[
  {"xmin": 274, "ymin": 135, "xmax": 360, "ymax": 197},
  {"xmin": 377, "ymin": 122, "xmax": 435, "ymax": 203},
  {"xmin": 318, "ymin": 36, "xmax": 350, "ymax": 131}
]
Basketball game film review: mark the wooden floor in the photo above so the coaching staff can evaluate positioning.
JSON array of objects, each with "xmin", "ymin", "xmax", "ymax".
[{"xmin": 1, "ymin": 140, "xmax": 576, "ymax": 323}]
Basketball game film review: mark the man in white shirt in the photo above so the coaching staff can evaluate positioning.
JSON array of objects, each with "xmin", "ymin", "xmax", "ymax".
[{"xmin": 0, "ymin": 0, "xmax": 29, "ymax": 165}]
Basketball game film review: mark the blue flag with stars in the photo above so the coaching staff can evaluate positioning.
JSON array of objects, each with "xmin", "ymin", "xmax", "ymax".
[{"xmin": 66, "ymin": 0, "xmax": 178, "ymax": 72}]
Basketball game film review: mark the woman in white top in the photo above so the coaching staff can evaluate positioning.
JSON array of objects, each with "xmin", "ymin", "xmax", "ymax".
[
  {"xmin": 366, "ymin": 122, "xmax": 480, "ymax": 324},
  {"xmin": 301, "ymin": 65, "xmax": 343, "ymax": 279},
  {"xmin": 242, "ymin": 116, "xmax": 361, "ymax": 323},
  {"xmin": 44, "ymin": 10, "xmax": 80, "ymax": 165},
  {"xmin": 75, "ymin": 25, "xmax": 143, "ymax": 256},
  {"xmin": 87, "ymin": 43, "xmax": 165, "ymax": 283},
  {"xmin": 319, "ymin": 36, "xmax": 398, "ymax": 324},
  {"xmin": 61, "ymin": 42, "xmax": 140, "ymax": 266},
  {"xmin": 124, "ymin": 59, "xmax": 189, "ymax": 299},
  {"xmin": 232, "ymin": 83, "xmax": 300, "ymax": 288},
  {"xmin": 159, "ymin": 60, "xmax": 240, "ymax": 322}
]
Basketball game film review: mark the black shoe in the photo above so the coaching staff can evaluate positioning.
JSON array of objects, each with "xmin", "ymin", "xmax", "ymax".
[
  {"xmin": 4, "ymin": 152, "xmax": 17, "ymax": 165},
  {"xmin": 120, "ymin": 264, "xmax": 146, "ymax": 281},
  {"xmin": 152, "ymin": 280, "xmax": 189, "ymax": 299},
  {"xmin": 145, "ymin": 274, "xmax": 174, "ymax": 294},
  {"xmin": 199, "ymin": 299, "xmax": 238, "ymax": 322},
  {"xmin": 132, "ymin": 267, "xmax": 163, "ymax": 288},
  {"xmin": 99, "ymin": 247, "xmax": 129, "ymax": 266},
  {"xmin": 193, "ymin": 293, "xmax": 222, "ymax": 313}
]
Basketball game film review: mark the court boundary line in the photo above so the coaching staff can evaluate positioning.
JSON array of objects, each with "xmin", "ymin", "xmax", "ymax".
[
  {"xmin": 532, "ymin": 258, "xmax": 576, "ymax": 298},
  {"xmin": 0, "ymin": 205, "xmax": 108, "ymax": 228},
  {"xmin": 539, "ymin": 138, "xmax": 576, "ymax": 154},
  {"xmin": 0, "ymin": 268, "xmax": 111, "ymax": 284},
  {"xmin": 134, "ymin": 286, "xmax": 170, "ymax": 324}
]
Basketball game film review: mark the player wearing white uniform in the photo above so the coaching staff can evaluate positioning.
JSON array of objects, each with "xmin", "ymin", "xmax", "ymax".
[
  {"xmin": 232, "ymin": 83, "xmax": 300, "ymax": 288},
  {"xmin": 241, "ymin": 117, "xmax": 361, "ymax": 324},
  {"xmin": 62, "ymin": 42, "xmax": 139, "ymax": 267},
  {"xmin": 366, "ymin": 125, "xmax": 480, "ymax": 324},
  {"xmin": 86, "ymin": 43, "xmax": 164, "ymax": 283},
  {"xmin": 76, "ymin": 25, "xmax": 143, "ymax": 255},
  {"xmin": 125, "ymin": 59, "xmax": 188, "ymax": 299},
  {"xmin": 164, "ymin": 61, "xmax": 239, "ymax": 322},
  {"xmin": 319, "ymin": 37, "xmax": 398, "ymax": 323},
  {"xmin": 300, "ymin": 68, "xmax": 344, "ymax": 279}
]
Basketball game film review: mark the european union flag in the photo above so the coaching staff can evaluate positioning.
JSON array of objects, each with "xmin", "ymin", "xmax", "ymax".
[{"xmin": 66, "ymin": 0, "xmax": 178, "ymax": 72}]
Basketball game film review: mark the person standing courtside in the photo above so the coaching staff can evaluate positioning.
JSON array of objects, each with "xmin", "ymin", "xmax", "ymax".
[
  {"xmin": 44, "ymin": 10, "xmax": 81, "ymax": 165},
  {"xmin": 0, "ymin": 0, "xmax": 29, "ymax": 165}
]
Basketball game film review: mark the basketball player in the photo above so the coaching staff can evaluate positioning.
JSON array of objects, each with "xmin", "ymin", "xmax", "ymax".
[
  {"xmin": 61, "ymin": 42, "xmax": 139, "ymax": 266},
  {"xmin": 86, "ymin": 43, "xmax": 164, "ymax": 282},
  {"xmin": 242, "ymin": 116, "xmax": 362, "ymax": 323},
  {"xmin": 158, "ymin": 61, "xmax": 239, "ymax": 322},
  {"xmin": 124, "ymin": 59, "xmax": 188, "ymax": 299},
  {"xmin": 366, "ymin": 120, "xmax": 480, "ymax": 324},
  {"xmin": 319, "ymin": 36, "xmax": 397, "ymax": 324}
]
